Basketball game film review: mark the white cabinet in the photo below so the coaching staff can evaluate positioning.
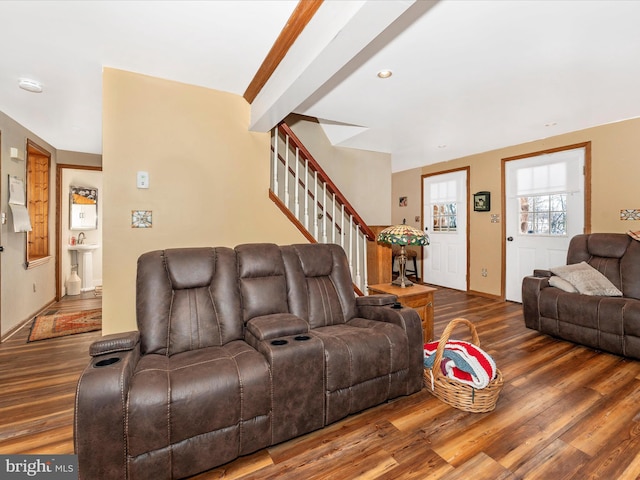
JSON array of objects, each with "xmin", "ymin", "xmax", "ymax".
[{"xmin": 70, "ymin": 204, "xmax": 97, "ymax": 230}]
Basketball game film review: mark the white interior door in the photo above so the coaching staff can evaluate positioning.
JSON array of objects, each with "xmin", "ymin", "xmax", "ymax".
[
  {"xmin": 422, "ymin": 170, "xmax": 467, "ymax": 290},
  {"xmin": 505, "ymin": 148, "xmax": 585, "ymax": 302}
]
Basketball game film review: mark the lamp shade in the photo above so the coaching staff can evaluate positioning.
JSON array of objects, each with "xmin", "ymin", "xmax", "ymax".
[{"xmin": 377, "ymin": 223, "xmax": 429, "ymax": 246}]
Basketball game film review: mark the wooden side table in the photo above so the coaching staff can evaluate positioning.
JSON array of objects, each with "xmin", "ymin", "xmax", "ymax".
[{"xmin": 367, "ymin": 283, "xmax": 436, "ymax": 344}]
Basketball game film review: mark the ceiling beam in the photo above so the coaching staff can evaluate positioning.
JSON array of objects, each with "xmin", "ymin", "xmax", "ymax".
[
  {"xmin": 248, "ymin": 0, "xmax": 421, "ymax": 133},
  {"xmin": 243, "ymin": 0, "xmax": 323, "ymax": 104}
]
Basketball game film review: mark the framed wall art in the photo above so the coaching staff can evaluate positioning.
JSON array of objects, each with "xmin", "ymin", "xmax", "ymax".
[{"xmin": 473, "ymin": 192, "xmax": 491, "ymax": 212}]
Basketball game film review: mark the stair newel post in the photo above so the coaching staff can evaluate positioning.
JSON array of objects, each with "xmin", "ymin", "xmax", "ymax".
[
  {"xmin": 332, "ymin": 192, "xmax": 336, "ymax": 244},
  {"xmin": 322, "ymin": 182, "xmax": 328, "ymax": 243},
  {"xmin": 284, "ymin": 134, "xmax": 290, "ymax": 208},
  {"xmin": 272, "ymin": 128, "xmax": 279, "ymax": 196},
  {"xmin": 294, "ymin": 147, "xmax": 300, "ymax": 220},
  {"xmin": 304, "ymin": 158, "xmax": 309, "ymax": 230},
  {"xmin": 314, "ymin": 171, "xmax": 319, "ymax": 240}
]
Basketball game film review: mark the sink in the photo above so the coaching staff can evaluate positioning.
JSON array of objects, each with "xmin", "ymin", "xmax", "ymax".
[{"xmin": 69, "ymin": 243, "xmax": 100, "ymax": 251}]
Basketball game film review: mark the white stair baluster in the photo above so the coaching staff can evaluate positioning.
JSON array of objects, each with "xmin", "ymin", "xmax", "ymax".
[
  {"xmin": 355, "ymin": 225, "xmax": 361, "ymax": 288},
  {"xmin": 362, "ymin": 234, "xmax": 368, "ymax": 293},
  {"xmin": 340, "ymin": 205, "xmax": 345, "ymax": 248},
  {"xmin": 304, "ymin": 159, "xmax": 309, "ymax": 230},
  {"xmin": 272, "ymin": 129, "xmax": 279, "ymax": 196},
  {"xmin": 284, "ymin": 135, "xmax": 290, "ymax": 207},
  {"xmin": 322, "ymin": 182, "xmax": 328, "ymax": 243},
  {"xmin": 314, "ymin": 171, "xmax": 319, "ymax": 240},
  {"xmin": 332, "ymin": 193, "xmax": 336, "ymax": 244},
  {"xmin": 294, "ymin": 147, "xmax": 300, "ymax": 220},
  {"xmin": 348, "ymin": 215, "xmax": 353, "ymax": 276}
]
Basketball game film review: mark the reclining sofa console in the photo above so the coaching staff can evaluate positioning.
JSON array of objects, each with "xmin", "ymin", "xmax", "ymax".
[{"xmin": 74, "ymin": 243, "xmax": 424, "ymax": 479}]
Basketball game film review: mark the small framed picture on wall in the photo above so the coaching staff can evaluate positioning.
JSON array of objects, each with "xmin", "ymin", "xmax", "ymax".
[
  {"xmin": 399, "ymin": 196, "xmax": 408, "ymax": 207},
  {"xmin": 473, "ymin": 192, "xmax": 491, "ymax": 212}
]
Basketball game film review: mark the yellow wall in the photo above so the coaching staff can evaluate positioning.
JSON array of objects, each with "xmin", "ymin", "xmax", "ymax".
[
  {"xmin": 102, "ymin": 69, "xmax": 306, "ymax": 334},
  {"xmin": 395, "ymin": 118, "xmax": 640, "ymax": 297}
]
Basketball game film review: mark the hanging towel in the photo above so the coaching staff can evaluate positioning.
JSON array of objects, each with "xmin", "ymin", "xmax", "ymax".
[{"xmin": 424, "ymin": 340, "xmax": 497, "ymax": 389}]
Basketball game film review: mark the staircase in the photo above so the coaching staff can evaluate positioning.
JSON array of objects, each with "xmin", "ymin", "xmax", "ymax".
[{"xmin": 269, "ymin": 122, "xmax": 374, "ymax": 294}]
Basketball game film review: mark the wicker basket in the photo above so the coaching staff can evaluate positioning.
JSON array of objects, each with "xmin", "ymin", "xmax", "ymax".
[{"xmin": 423, "ymin": 318, "xmax": 503, "ymax": 413}]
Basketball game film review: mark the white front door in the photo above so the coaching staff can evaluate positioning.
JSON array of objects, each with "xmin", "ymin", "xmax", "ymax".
[
  {"xmin": 422, "ymin": 169, "xmax": 468, "ymax": 290},
  {"xmin": 505, "ymin": 147, "xmax": 585, "ymax": 302}
]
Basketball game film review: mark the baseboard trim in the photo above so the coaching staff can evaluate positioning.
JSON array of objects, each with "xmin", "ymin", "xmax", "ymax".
[
  {"xmin": 1, "ymin": 298, "xmax": 56, "ymax": 342},
  {"xmin": 467, "ymin": 289, "xmax": 503, "ymax": 301}
]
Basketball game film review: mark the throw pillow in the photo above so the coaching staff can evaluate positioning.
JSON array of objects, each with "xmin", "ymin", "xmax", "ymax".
[
  {"xmin": 550, "ymin": 261, "xmax": 623, "ymax": 296},
  {"xmin": 549, "ymin": 275, "xmax": 578, "ymax": 293}
]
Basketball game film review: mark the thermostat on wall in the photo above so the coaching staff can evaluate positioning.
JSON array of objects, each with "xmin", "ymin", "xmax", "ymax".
[{"xmin": 137, "ymin": 171, "xmax": 149, "ymax": 189}]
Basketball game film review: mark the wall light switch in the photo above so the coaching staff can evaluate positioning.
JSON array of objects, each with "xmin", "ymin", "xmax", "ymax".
[{"xmin": 137, "ymin": 171, "xmax": 149, "ymax": 189}]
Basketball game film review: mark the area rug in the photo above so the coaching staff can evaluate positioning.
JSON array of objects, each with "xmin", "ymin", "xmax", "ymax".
[{"xmin": 28, "ymin": 308, "xmax": 102, "ymax": 342}]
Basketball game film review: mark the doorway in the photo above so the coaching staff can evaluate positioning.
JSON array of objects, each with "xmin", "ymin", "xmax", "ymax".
[
  {"xmin": 56, "ymin": 164, "xmax": 102, "ymax": 300},
  {"xmin": 422, "ymin": 168, "xmax": 469, "ymax": 290},
  {"xmin": 503, "ymin": 144, "xmax": 589, "ymax": 302}
]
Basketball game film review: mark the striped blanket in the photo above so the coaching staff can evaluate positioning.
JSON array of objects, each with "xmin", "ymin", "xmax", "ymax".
[{"xmin": 424, "ymin": 340, "xmax": 497, "ymax": 389}]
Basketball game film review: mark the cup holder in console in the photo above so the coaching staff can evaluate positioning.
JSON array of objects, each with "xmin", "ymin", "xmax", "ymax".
[
  {"xmin": 271, "ymin": 339, "xmax": 288, "ymax": 346},
  {"xmin": 294, "ymin": 335, "xmax": 311, "ymax": 341},
  {"xmin": 95, "ymin": 357, "xmax": 121, "ymax": 367}
]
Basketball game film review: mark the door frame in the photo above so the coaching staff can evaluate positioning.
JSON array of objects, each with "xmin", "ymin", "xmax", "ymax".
[
  {"xmin": 55, "ymin": 163, "xmax": 102, "ymax": 300},
  {"xmin": 421, "ymin": 166, "xmax": 470, "ymax": 291},
  {"xmin": 500, "ymin": 142, "xmax": 592, "ymax": 300}
]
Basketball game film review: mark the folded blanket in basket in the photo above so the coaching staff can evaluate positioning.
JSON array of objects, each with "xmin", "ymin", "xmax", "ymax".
[{"xmin": 424, "ymin": 340, "xmax": 497, "ymax": 389}]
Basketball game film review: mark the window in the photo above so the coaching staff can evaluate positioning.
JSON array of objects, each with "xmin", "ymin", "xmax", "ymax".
[
  {"xmin": 507, "ymin": 147, "xmax": 583, "ymax": 238},
  {"xmin": 519, "ymin": 194, "xmax": 567, "ymax": 235},
  {"xmin": 432, "ymin": 202, "xmax": 457, "ymax": 232},
  {"xmin": 26, "ymin": 140, "xmax": 51, "ymax": 267},
  {"xmin": 430, "ymin": 179, "xmax": 458, "ymax": 233}
]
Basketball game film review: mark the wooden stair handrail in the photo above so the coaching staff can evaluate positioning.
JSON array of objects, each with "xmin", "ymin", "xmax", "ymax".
[{"xmin": 278, "ymin": 123, "xmax": 376, "ymax": 241}]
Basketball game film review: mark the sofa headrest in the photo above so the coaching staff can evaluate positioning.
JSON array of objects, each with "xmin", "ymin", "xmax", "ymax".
[
  {"xmin": 164, "ymin": 248, "xmax": 216, "ymax": 289},
  {"xmin": 235, "ymin": 243, "xmax": 285, "ymax": 278},
  {"xmin": 292, "ymin": 243, "xmax": 333, "ymax": 277},
  {"xmin": 586, "ymin": 234, "xmax": 631, "ymax": 258}
]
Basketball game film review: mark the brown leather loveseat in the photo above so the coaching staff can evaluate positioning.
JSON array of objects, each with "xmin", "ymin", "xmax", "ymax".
[
  {"xmin": 74, "ymin": 243, "xmax": 423, "ymax": 479},
  {"xmin": 522, "ymin": 233, "xmax": 640, "ymax": 359}
]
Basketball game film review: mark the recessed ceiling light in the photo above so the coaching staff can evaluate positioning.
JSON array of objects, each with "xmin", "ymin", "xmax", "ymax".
[
  {"xmin": 18, "ymin": 78, "xmax": 43, "ymax": 93},
  {"xmin": 377, "ymin": 70, "xmax": 393, "ymax": 79}
]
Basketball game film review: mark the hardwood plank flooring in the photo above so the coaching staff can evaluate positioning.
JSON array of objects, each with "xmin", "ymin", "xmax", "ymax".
[{"xmin": 2, "ymin": 289, "xmax": 640, "ymax": 479}]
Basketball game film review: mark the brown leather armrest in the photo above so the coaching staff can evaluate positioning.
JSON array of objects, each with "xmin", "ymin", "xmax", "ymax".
[
  {"xmin": 356, "ymin": 294, "xmax": 397, "ymax": 306},
  {"xmin": 246, "ymin": 314, "xmax": 309, "ymax": 341},
  {"xmin": 533, "ymin": 269, "xmax": 553, "ymax": 278},
  {"xmin": 89, "ymin": 331, "xmax": 140, "ymax": 357}
]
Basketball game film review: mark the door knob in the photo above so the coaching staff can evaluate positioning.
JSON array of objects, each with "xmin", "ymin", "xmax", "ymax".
[{"xmin": 507, "ymin": 236, "xmax": 514, "ymax": 241}]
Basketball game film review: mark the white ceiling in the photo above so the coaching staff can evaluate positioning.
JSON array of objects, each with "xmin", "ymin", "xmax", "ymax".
[{"xmin": 2, "ymin": 0, "xmax": 640, "ymax": 172}]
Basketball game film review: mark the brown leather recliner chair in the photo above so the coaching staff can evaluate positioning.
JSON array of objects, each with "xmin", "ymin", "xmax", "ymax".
[
  {"xmin": 75, "ymin": 243, "xmax": 424, "ymax": 479},
  {"xmin": 522, "ymin": 233, "xmax": 640, "ymax": 358}
]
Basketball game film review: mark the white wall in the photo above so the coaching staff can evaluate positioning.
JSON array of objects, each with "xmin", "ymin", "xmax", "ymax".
[{"xmin": 1, "ymin": 111, "xmax": 57, "ymax": 337}]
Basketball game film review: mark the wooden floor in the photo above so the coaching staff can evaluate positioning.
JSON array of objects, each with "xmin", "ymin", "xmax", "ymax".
[{"xmin": 2, "ymin": 289, "xmax": 640, "ymax": 479}]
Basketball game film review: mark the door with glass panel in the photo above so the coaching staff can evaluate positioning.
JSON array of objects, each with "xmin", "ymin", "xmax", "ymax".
[
  {"xmin": 504, "ymin": 147, "xmax": 585, "ymax": 302},
  {"xmin": 422, "ymin": 169, "xmax": 468, "ymax": 290}
]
